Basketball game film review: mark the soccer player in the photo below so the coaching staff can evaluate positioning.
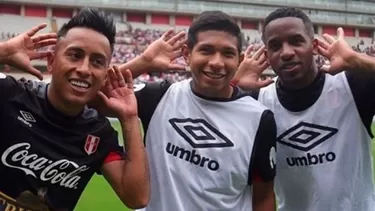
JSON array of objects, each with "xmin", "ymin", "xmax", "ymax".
[
  {"xmin": 122, "ymin": 10, "xmax": 277, "ymax": 211},
  {"xmin": 234, "ymin": 7, "xmax": 375, "ymax": 211},
  {"xmin": 0, "ymin": 8, "xmax": 149, "ymax": 211}
]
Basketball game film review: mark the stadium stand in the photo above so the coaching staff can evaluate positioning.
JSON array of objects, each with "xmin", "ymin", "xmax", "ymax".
[{"xmin": 0, "ymin": 2, "xmax": 375, "ymax": 84}]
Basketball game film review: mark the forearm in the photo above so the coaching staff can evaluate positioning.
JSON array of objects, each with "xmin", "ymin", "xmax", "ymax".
[
  {"xmin": 253, "ymin": 191, "xmax": 276, "ymax": 211},
  {"xmin": 119, "ymin": 116, "xmax": 150, "ymax": 207},
  {"xmin": 119, "ymin": 54, "xmax": 151, "ymax": 78},
  {"xmin": 349, "ymin": 51, "xmax": 375, "ymax": 73}
]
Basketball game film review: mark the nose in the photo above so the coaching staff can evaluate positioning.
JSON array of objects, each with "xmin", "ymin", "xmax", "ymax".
[
  {"xmin": 280, "ymin": 43, "xmax": 295, "ymax": 61},
  {"xmin": 208, "ymin": 53, "xmax": 225, "ymax": 71},
  {"xmin": 76, "ymin": 57, "xmax": 90, "ymax": 78}
]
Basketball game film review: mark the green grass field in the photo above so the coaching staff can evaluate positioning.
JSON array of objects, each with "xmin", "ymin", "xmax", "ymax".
[{"xmin": 74, "ymin": 122, "xmax": 375, "ymax": 211}]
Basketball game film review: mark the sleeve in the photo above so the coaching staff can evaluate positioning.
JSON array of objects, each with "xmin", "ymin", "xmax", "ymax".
[
  {"xmin": 96, "ymin": 123, "xmax": 125, "ymax": 174},
  {"xmin": 345, "ymin": 71, "xmax": 375, "ymax": 138},
  {"xmin": 0, "ymin": 73, "xmax": 24, "ymax": 102},
  {"xmin": 135, "ymin": 80, "xmax": 172, "ymax": 135},
  {"xmin": 248, "ymin": 110, "xmax": 277, "ymax": 184}
]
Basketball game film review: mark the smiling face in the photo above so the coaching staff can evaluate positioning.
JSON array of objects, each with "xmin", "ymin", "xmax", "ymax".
[
  {"xmin": 48, "ymin": 27, "xmax": 111, "ymax": 107},
  {"xmin": 183, "ymin": 30, "xmax": 242, "ymax": 98},
  {"xmin": 263, "ymin": 17, "xmax": 318, "ymax": 88}
]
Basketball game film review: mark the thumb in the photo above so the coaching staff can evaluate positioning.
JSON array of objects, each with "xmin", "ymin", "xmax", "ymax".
[
  {"xmin": 26, "ymin": 66, "xmax": 44, "ymax": 80},
  {"xmin": 97, "ymin": 91, "xmax": 110, "ymax": 106},
  {"xmin": 257, "ymin": 78, "xmax": 274, "ymax": 88}
]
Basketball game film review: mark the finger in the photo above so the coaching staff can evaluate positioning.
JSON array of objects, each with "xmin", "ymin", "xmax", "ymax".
[
  {"xmin": 123, "ymin": 69, "xmax": 133, "ymax": 89},
  {"xmin": 258, "ymin": 53, "xmax": 267, "ymax": 64},
  {"xmin": 172, "ymin": 51, "xmax": 183, "ymax": 60},
  {"xmin": 168, "ymin": 64, "xmax": 187, "ymax": 71},
  {"xmin": 32, "ymin": 33, "xmax": 57, "ymax": 43},
  {"xmin": 29, "ymin": 51, "xmax": 53, "ymax": 60},
  {"xmin": 252, "ymin": 45, "xmax": 266, "ymax": 60},
  {"xmin": 34, "ymin": 39, "xmax": 57, "ymax": 49},
  {"xmin": 26, "ymin": 23, "xmax": 48, "ymax": 37},
  {"xmin": 173, "ymin": 37, "xmax": 187, "ymax": 51},
  {"xmin": 320, "ymin": 64, "xmax": 331, "ymax": 73},
  {"xmin": 161, "ymin": 29, "xmax": 174, "ymax": 41},
  {"xmin": 317, "ymin": 46, "xmax": 329, "ymax": 57},
  {"xmin": 322, "ymin": 33, "xmax": 335, "ymax": 44},
  {"xmin": 259, "ymin": 60, "xmax": 269, "ymax": 70},
  {"xmin": 26, "ymin": 66, "xmax": 43, "ymax": 80},
  {"xmin": 337, "ymin": 27, "xmax": 345, "ymax": 40},
  {"xmin": 317, "ymin": 38, "xmax": 330, "ymax": 50},
  {"xmin": 113, "ymin": 65, "xmax": 126, "ymax": 87},
  {"xmin": 168, "ymin": 31, "xmax": 186, "ymax": 46},
  {"xmin": 108, "ymin": 68, "xmax": 119, "ymax": 89},
  {"xmin": 245, "ymin": 45, "xmax": 254, "ymax": 57},
  {"xmin": 105, "ymin": 76, "xmax": 113, "ymax": 92}
]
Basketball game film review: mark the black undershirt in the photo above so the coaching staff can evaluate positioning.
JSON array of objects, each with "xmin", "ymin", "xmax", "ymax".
[{"xmin": 275, "ymin": 70, "xmax": 375, "ymax": 137}]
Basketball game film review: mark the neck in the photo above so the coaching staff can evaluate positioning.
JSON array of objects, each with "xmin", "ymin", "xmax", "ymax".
[
  {"xmin": 191, "ymin": 81, "xmax": 233, "ymax": 99},
  {"xmin": 47, "ymin": 84, "xmax": 83, "ymax": 117},
  {"xmin": 280, "ymin": 63, "xmax": 319, "ymax": 90}
]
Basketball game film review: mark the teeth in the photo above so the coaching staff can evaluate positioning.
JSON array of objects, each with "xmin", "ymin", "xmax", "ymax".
[
  {"xmin": 70, "ymin": 80, "xmax": 89, "ymax": 88},
  {"xmin": 204, "ymin": 72, "xmax": 224, "ymax": 79}
]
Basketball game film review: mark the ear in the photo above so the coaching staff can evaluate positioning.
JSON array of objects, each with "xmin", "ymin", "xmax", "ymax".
[
  {"xmin": 47, "ymin": 52, "xmax": 55, "ymax": 74},
  {"xmin": 182, "ymin": 44, "xmax": 191, "ymax": 65},
  {"xmin": 238, "ymin": 52, "xmax": 245, "ymax": 66},
  {"xmin": 312, "ymin": 38, "xmax": 319, "ymax": 55}
]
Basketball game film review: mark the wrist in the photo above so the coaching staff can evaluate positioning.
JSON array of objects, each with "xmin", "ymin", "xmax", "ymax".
[
  {"xmin": 0, "ymin": 42, "xmax": 9, "ymax": 63},
  {"xmin": 346, "ymin": 50, "xmax": 361, "ymax": 71},
  {"xmin": 118, "ymin": 114, "xmax": 139, "ymax": 124},
  {"xmin": 137, "ymin": 54, "xmax": 153, "ymax": 73}
]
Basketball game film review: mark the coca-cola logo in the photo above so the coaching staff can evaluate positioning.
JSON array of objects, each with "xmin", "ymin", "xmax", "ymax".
[{"xmin": 1, "ymin": 143, "xmax": 90, "ymax": 189}]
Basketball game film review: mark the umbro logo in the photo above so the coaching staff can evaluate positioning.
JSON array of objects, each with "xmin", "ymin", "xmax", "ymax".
[
  {"xmin": 20, "ymin": 111, "xmax": 36, "ymax": 123},
  {"xmin": 17, "ymin": 110, "xmax": 36, "ymax": 128},
  {"xmin": 277, "ymin": 122, "xmax": 338, "ymax": 167},
  {"xmin": 277, "ymin": 122, "xmax": 338, "ymax": 152},
  {"xmin": 166, "ymin": 118, "xmax": 234, "ymax": 171},
  {"xmin": 168, "ymin": 118, "xmax": 234, "ymax": 148}
]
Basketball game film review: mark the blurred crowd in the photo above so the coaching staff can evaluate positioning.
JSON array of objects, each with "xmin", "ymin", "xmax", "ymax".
[{"xmin": 2, "ymin": 26, "xmax": 375, "ymax": 84}]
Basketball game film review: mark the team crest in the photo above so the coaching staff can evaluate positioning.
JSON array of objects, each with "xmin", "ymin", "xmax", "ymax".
[{"xmin": 84, "ymin": 135, "xmax": 100, "ymax": 155}]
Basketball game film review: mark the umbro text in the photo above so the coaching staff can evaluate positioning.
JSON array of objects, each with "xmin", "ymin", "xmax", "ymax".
[
  {"xmin": 286, "ymin": 152, "xmax": 336, "ymax": 166},
  {"xmin": 166, "ymin": 142, "xmax": 219, "ymax": 171}
]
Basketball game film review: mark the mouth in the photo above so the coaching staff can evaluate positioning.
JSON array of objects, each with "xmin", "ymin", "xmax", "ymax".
[
  {"xmin": 280, "ymin": 62, "xmax": 302, "ymax": 71},
  {"xmin": 202, "ymin": 71, "xmax": 226, "ymax": 80},
  {"xmin": 68, "ymin": 79, "xmax": 91, "ymax": 90}
]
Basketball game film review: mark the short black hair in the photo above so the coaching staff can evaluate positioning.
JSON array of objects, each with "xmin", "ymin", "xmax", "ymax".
[
  {"xmin": 57, "ymin": 7, "xmax": 116, "ymax": 52},
  {"xmin": 187, "ymin": 11, "xmax": 242, "ymax": 54},
  {"xmin": 262, "ymin": 7, "xmax": 314, "ymax": 40}
]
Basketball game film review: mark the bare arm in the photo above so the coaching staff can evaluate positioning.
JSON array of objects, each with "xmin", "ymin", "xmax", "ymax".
[
  {"xmin": 101, "ymin": 116, "xmax": 149, "ymax": 209},
  {"xmin": 253, "ymin": 180, "xmax": 276, "ymax": 211},
  {"xmin": 98, "ymin": 66, "xmax": 149, "ymax": 209},
  {"xmin": 250, "ymin": 110, "xmax": 277, "ymax": 211}
]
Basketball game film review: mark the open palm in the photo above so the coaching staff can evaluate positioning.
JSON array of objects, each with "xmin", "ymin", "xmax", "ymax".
[
  {"xmin": 318, "ymin": 27, "xmax": 356, "ymax": 74},
  {"xmin": 142, "ymin": 29, "xmax": 187, "ymax": 71},
  {"xmin": 99, "ymin": 66, "xmax": 138, "ymax": 119},
  {"xmin": 4, "ymin": 23, "xmax": 56, "ymax": 80}
]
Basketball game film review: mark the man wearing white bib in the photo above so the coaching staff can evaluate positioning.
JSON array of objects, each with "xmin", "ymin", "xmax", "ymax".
[
  {"xmin": 234, "ymin": 7, "xmax": 375, "ymax": 211},
  {"xmin": 119, "ymin": 10, "xmax": 278, "ymax": 211}
]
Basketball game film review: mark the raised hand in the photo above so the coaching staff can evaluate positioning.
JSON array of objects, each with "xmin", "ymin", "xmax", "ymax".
[
  {"xmin": 98, "ymin": 66, "xmax": 138, "ymax": 119},
  {"xmin": 1, "ymin": 23, "xmax": 56, "ymax": 80},
  {"xmin": 317, "ymin": 27, "xmax": 357, "ymax": 74},
  {"xmin": 232, "ymin": 45, "xmax": 273, "ymax": 90},
  {"xmin": 141, "ymin": 29, "xmax": 187, "ymax": 71}
]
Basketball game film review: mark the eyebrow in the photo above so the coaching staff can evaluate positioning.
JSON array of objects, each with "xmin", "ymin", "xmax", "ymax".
[{"xmin": 66, "ymin": 46, "xmax": 108, "ymax": 60}]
